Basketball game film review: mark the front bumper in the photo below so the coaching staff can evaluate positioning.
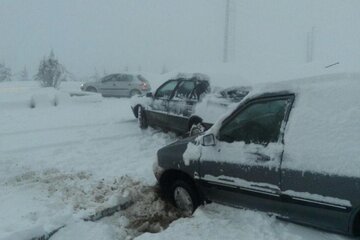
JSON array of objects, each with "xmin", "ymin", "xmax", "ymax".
[{"xmin": 153, "ymin": 160, "xmax": 165, "ymax": 181}]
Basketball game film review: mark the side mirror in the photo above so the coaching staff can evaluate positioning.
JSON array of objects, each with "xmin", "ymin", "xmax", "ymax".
[
  {"xmin": 202, "ymin": 134, "xmax": 216, "ymax": 146},
  {"xmin": 146, "ymin": 92, "xmax": 153, "ymax": 98}
]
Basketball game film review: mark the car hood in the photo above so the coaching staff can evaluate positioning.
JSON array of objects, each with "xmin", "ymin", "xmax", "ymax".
[{"xmin": 157, "ymin": 135, "xmax": 199, "ymax": 169}]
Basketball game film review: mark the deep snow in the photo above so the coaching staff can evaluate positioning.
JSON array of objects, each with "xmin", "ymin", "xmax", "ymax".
[{"xmin": 0, "ymin": 81, "xmax": 353, "ymax": 240}]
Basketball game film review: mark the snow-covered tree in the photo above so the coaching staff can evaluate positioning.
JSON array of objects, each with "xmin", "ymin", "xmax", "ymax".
[
  {"xmin": 0, "ymin": 63, "xmax": 12, "ymax": 82},
  {"xmin": 20, "ymin": 66, "xmax": 29, "ymax": 81},
  {"xmin": 35, "ymin": 50, "xmax": 66, "ymax": 88}
]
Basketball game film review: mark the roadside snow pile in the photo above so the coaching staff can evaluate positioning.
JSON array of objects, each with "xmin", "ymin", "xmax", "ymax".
[
  {"xmin": 1, "ymin": 171, "xmax": 185, "ymax": 240},
  {"xmin": 136, "ymin": 203, "xmax": 344, "ymax": 240},
  {"xmin": 5, "ymin": 171, "xmax": 136, "ymax": 218},
  {"xmin": 51, "ymin": 221, "xmax": 117, "ymax": 240},
  {"xmin": 9, "ymin": 171, "xmax": 185, "ymax": 240},
  {"xmin": 0, "ymin": 81, "xmax": 101, "ymax": 110},
  {"xmin": 28, "ymin": 89, "xmax": 72, "ymax": 108}
]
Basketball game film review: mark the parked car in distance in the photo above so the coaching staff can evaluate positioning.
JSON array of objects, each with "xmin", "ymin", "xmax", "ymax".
[
  {"xmin": 80, "ymin": 73, "xmax": 151, "ymax": 97},
  {"xmin": 131, "ymin": 73, "xmax": 249, "ymax": 135},
  {"xmin": 153, "ymin": 73, "xmax": 360, "ymax": 236}
]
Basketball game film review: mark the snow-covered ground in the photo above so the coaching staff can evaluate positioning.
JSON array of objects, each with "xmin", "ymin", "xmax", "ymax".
[{"xmin": 0, "ymin": 81, "xmax": 352, "ymax": 240}]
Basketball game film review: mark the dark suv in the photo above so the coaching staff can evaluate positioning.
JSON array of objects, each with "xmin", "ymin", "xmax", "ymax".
[
  {"xmin": 131, "ymin": 74, "xmax": 249, "ymax": 135},
  {"xmin": 153, "ymin": 74, "xmax": 360, "ymax": 236},
  {"xmin": 131, "ymin": 74, "xmax": 211, "ymax": 134}
]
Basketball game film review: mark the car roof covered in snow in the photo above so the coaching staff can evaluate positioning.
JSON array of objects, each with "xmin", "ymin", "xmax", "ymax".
[{"xmin": 210, "ymin": 72, "xmax": 360, "ymax": 177}]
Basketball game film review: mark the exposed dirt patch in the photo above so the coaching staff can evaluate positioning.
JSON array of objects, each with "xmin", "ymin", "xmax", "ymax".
[
  {"xmin": 124, "ymin": 185, "xmax": 186, "ymax": 234},
  {"xmin": 6, "ymin": 171, "xmax": 187, "ymax": 239}
]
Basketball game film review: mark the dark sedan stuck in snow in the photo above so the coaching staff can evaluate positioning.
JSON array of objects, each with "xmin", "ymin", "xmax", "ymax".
[
  {"xmin": 130, "ymin": 73, "xmax": 249, "ymax": 135},
  {"xmin": 153, "ymin": 73, "xmax": 360, "ymax": 236}
]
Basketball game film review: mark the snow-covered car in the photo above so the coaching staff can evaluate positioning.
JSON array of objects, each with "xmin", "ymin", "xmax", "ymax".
[
  {"xmin": 80, "ymin": 73, "xmax": 151, "ymax": 97},
  {"xmin": 131, "ymin": 73, "xmax": 249, "ymax": 135},
  {"xmin": 153, "ymin": 73, "xmax": 360, "ymax": 236}
]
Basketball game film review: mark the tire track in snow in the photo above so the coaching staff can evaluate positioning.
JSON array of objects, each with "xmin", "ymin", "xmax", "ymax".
[
  {"xmin": 1, "ymin": 132, "xmax": 142, "ymax": 154},
  {"xmin": 0, "ymin": 119, "xmax": 136, "ymax": 136}
]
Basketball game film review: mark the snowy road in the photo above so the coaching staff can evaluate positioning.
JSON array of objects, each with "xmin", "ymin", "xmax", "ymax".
[{"xmin": 0, "ymin": 82, "xmax": 353, "ymax": 240}]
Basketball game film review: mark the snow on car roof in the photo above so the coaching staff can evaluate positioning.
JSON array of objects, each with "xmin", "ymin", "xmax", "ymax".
[
  {"xmin": 210, "ymin": 72, "xmax": 360, "ymax": 177},
  {"xmin": 172, "ymin": 72, "xmax": 210, "ymax": 81},
  {"xmin": 281, "ymin": 73, "xmax": 360, "ymax": 177}
]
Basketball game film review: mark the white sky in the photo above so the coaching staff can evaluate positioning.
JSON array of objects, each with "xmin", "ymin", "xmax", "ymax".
[{"xmin": 1, "ymin": 0, "xmax": 360, "ymax": 79}]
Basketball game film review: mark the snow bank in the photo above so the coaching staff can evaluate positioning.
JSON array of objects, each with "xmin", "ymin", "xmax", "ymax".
[
  {"xmin": 51, "ymin": 221, "xmax": 117, "ymax": 240},
  {"xmin": 136, "ymin": 203, "xmax": 343, "ymax": 240}
]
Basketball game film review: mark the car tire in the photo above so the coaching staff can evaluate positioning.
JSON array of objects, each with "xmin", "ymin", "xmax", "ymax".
[
  {"xmin": 86, "ymin": 87, "xmax": 97, "ymax": 92},
  {"xmin": 138, "ymin": 106, "xmax": 148, "ymax": 129},
  {"xmin": 170, "ymin": 180, "xmax": 199, "ymax": 215},
  {"xmin": 189, "ymin": 122, "xmax": 205, "ymax": 136},
  {"xmin": 130, "ymin": 89, "xmax": 141, "ymax": 97}
]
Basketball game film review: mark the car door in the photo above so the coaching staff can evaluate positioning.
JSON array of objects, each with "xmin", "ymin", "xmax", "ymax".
[
  {"xmin": 116, "ymin": 74, "xmax": 134, "ymax": 97},
  {"xmin": 167, "ymin": 80, "xmax": 197, "ymax": 133},
  {"xmin": 280, "ymin": 154, "xmax": 353, "ymax": 232},
  {"xmin": 146, "ymin": 80, "xmax": 179, "ymax": 128},
  {"xmin": 198, "ymin": 95, "xmax": 294, "ymax": 214},
  {"xmin": 99, "ymin": 74, "xmax": 118, "ymax": 96}
]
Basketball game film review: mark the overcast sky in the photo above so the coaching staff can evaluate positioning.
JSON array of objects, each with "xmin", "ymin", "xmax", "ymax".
[{"xmin": 1, "ymin": 0, "xmax": 360, "ymax": 79}]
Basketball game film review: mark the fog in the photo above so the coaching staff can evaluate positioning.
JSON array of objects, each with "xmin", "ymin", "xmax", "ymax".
[{"xmin": 1, "ymin": 0, "xmax": 360, "ymax": 79}]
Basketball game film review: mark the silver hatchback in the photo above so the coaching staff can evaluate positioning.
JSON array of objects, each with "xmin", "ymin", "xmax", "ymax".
[{"xmin": 81, "ymin": 73, "xmax": 151, "ymax": 97}]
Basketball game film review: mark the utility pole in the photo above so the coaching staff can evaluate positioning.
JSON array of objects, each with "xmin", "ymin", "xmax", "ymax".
[
  {"xmin": 223, "ymin": 0, "xmax": 230, "ymax": 63},
  {"xmin": 306, "ymin": 27, "xmax": 316, "ymax": 63}
]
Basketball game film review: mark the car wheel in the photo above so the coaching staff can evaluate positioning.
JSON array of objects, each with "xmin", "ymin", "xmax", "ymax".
[
  {"xmin": 170, "ymin": 180, "xmax": 199, "ymax": 215},
  {"xmin": 189, "ymin": 122, "xmax": 205, "ymax": 136},
  {"xmin": 86, "ymin": 87, "xmax": 97, "ymax": 92},
  {"xmin": 138, "ymin": 106, "xmax": 148, "ymax": 129},
  {"xmin": 130, "ymin": 89, "xmax": 141, "ymax": 97}
]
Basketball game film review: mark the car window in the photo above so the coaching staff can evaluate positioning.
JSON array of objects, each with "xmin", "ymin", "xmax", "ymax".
[
  {"xmin": 116, "ymin": 74, "xmax": 133, "ymax": 82},
  {"xmin": 101, "ymin": 75, "xmax": 116, "ymax": 83},
  {"xmin": 155, "ymin": 80, "xmax": 178, "ymax": 99},
  {"xmin": 123, "ymin": 74, "xmax": 134, "ymax": 81},
  {"xmin": 174, "ymin": 80, "xmax": 195, "ymax": 99},
  {"xmin": 218, "ymin": 98, "xmax": 291, "ymax": 145},
  {"xmin": 191, "ymin": 81, "xmax": 210, "ymax": 100}
]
